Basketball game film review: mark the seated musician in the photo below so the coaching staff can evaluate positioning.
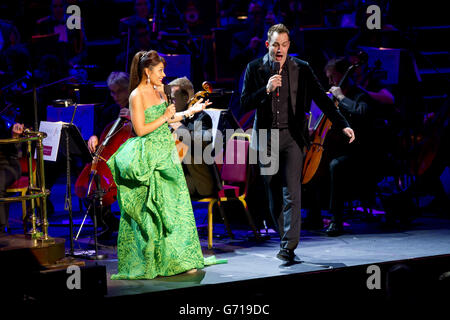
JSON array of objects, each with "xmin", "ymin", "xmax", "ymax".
[
  {"xmin": 88, "ymin": 72, "xmax": 130, "ymax": 153},
  {"xmin": 85, "ymin": 71, "xmax": 130, "ymax": 240},
  {"xmin": 0, "ymin": 120, "xmax": 24, "ymax": 233},
  {"xmin": 323, "ymin": 57, "xmax": 381, "ymax": 236},
  {"xmin": 168, "ymin": 77, "xmax": 221, "ymax": 201}
]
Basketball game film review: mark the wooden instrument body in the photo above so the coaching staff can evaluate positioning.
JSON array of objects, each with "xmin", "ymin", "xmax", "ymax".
[
  {"xmin": 74, "ymin": 119, "xmax": 134, "ymax": 206},
  {"xmin": 302, "ymin": 113, "xmax": 333, "ymax": 184}
]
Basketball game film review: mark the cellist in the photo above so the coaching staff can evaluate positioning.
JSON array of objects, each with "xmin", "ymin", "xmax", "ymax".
[
  {"xmin": 87, "ymin": 72, "xmax": 131, "ymax": 153},
  {"xmin": 85, "ymin": 71, "xmax": 131, "ymax": 240},
  {"xmin": 324, "ymin": 57, "xmax": 381, "ymax": 236}
]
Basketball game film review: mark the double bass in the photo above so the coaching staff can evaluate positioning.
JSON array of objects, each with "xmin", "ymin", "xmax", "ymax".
[{"xmin": 74, "ymin": 116, "xmax": 134, "ymax": 206}]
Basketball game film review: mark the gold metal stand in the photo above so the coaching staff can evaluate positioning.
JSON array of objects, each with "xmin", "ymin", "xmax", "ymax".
[{"xmin": 0, "ymin": 130, "xmax": 54, "ymax": 244}]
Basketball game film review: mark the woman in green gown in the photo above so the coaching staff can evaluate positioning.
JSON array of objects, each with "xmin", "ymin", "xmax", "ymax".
[{"xmin": 107, "ymin": 50, "xmax": 211, "ymax": 279}]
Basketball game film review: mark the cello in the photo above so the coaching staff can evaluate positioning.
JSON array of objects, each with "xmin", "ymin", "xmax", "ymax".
[
  {"xmin": 74, "ymin": 116, "xmax": 134, "ymax": 206},
  {"xmin": 302, "ymin": 57, "xmax": 364, "ymax": 184}
]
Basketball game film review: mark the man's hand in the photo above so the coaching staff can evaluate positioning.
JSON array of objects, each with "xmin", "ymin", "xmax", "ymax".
[
  {"xmin": 119, "ymin": 108, "xmax": 131, "ymax": 120},
  {"xmin": 12, "ymin": 123, "xmax": 24, "ymax": 138},
  {"xmin": 88, "ymin": 135, "xmax": 99, "ymax": 153},
  {"xmin": 329, "ymin": 86, "xmax": 345, "ymax": 102},
  {"xmin": 342, "ymin": 127, "xmax": 355, "ymax": 143},
  {"xmin": 266, "ymin": 74, "xmax": 282, "ymax": 93}
]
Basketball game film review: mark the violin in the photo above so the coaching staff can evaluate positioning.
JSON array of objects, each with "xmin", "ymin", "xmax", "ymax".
[
  {"xmin": 186, "ymin": 81, "xmax": 212, "ymax": 108},
  {"xmin": 74, "ymin": 116, "xmax": 135, "ymax": 206},
  {"xmin": 173, "ymin": 81, "xmax": 213, "ymax": 161}
]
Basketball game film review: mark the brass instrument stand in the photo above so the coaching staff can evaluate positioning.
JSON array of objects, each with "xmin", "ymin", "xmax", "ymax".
[{"xmin": 0, "ymin": 130, "xmax": 54, "ymax": 244}]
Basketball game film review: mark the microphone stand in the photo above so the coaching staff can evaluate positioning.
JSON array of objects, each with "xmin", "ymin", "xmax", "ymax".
[{"xmin": 75, "ymin": 177, "xmax": 107, "ymax": 260}]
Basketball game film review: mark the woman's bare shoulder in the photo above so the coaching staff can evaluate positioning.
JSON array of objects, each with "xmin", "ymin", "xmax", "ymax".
[{"xmin": 129, "ymin": 88, "xmax": 143, "ymax": 106}]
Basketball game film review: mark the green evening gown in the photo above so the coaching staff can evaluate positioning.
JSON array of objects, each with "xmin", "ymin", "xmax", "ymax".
[{"xmin": 107, "ymin": 101, "xmax": 205, "ymax": 279}]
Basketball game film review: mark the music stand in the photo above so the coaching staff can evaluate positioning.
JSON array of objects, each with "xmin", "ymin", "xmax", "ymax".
[
  {"xmin": 58, "ymin": 123, "xmax": 91, "ymax": 256},
  {"xmin": 60, "ymin": 123, "xmax": 107, "ymax": 260}
]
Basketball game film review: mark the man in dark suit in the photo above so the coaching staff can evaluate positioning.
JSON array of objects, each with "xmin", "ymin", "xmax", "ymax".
[{"xmin": 240, "ymin": 24, "xmax": 355, "ymax": 263}]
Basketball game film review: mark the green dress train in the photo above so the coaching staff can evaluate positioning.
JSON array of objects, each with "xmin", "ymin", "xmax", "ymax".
[{"xmin": 107, "ymin": 101, "xmax": 205, "ymax": 279}]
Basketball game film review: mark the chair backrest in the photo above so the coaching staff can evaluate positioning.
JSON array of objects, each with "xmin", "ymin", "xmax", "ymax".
[
  {"xmin": 238, "ymin": 110, "xmax": 256, "ymax": 131},
  {"xmin": 221, "ymin": 134, "xmax": 250, "ymax": 184}
]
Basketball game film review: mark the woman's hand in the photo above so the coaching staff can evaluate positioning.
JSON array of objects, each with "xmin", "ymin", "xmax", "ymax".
[
  {"xmin": 187, "ymin": 98, "xmax": 212, "ymax": 117},
  {"xmin": 163, "ymin": 103, "xmax": 176, "ymax": 121}
]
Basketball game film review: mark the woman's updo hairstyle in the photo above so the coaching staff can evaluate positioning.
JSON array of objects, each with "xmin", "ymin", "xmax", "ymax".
[{"xmin": 129, "ymin": 50, "xmax": 166, "ymax": 94}]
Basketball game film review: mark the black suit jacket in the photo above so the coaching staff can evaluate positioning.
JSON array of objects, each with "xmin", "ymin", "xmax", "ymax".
[{"xmin": 241, "ymin": 54, "xmax": 350, "ymax": 149}]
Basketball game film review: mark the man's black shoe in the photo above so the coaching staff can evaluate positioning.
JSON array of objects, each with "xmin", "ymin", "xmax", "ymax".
[
  {"xmin": 325, "ymin": 222, "xmax": 343, "ymax": 237},
  {"xmin": 276, "ymin": 249, "xmax": 302, "ymax": 263}
]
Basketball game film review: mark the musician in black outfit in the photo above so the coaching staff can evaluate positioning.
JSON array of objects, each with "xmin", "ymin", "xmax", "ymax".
[
  {"xmin": 324, "ymin": 57, "xmax": 380, "ymax": 236},
  {"xmin": 84, "ymin": 72, "xmax": 130, "ymax": 240},
  {"xmin": 168, "ymin": 77, "xmax": 221, "ymax": 201},
  {"xmin": 87, "ymin": 72, "xmax": 130, "ymax": 153},
  {"xmin": 240, "ymin": 24, "xmax": 355, "ymax": 262}
]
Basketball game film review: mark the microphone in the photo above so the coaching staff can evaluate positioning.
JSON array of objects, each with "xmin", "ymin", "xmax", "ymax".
[
  {"xmin": 163, "ymin": 84, "xmax": 175, "ymax": 119},
  {"xmin": 272, "ymin": 61, "xmax": 280, "ymax": 97},
  {"xmin": 164, "ymin": 84, "xmax": 172, "ymax": 104}
]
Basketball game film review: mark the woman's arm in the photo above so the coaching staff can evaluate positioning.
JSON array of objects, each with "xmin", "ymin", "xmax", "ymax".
[
  {"xmin": 167, "ymin": 98, "xmax": 212, "ymax": 123},
  {"xmin": 130, "ymin": 93, "xmax": 175, "ymax": 137}
]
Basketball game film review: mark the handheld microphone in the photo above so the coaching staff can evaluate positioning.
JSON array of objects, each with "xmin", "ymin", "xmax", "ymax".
[
  {"xmin": 163, "ymin": 84, "xmax": 175, "ymax": 119},
  {"xmin": 273, "ymin": 61, "xmax": 280, "ymax": 97},
  {"xmin": 164, "ymin": 84, "xmax": 172, "ymax": 104}
]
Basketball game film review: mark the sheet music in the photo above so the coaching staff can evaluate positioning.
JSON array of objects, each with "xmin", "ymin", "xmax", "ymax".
[
  {"xmin": 309, "ymin": 93, "xmax": 334, "ymax": 130},
  {"xmin": 204, "ymin": 109, "xmax": 222, "ymax": 146},
  {"xmin": 38, "ymin": 121, "xmax": 65, "ymax": 161}
]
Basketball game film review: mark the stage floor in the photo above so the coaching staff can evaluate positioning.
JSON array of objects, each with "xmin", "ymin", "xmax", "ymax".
[
  {"xmin": 74, "ymin": 215, "xmax": 450, "ymax": 299},
  {"xmin": 5, "ymin": 179, "xmax": 450, "ymax": 311}
]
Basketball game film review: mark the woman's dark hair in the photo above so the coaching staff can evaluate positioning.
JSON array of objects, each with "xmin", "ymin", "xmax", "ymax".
[{"xmin": 129, "ymin": 50, "xmax": 166, "ymax": 94}]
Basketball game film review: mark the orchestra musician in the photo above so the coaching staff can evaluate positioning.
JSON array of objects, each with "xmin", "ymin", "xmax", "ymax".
[
  {"xmin": 167, "ymin": 77, "xmax": 221, "ymax": 201},
  {"xmin": 324, "ymin": 57, "xmax": 381, "ymax": 236},
  {"xmin": 83, "ymin": 71, "xmax": 131, "ymax": 240},
  {"xmin": 88, "ymin": 72, "xmax": 131, "ymax": 153}
]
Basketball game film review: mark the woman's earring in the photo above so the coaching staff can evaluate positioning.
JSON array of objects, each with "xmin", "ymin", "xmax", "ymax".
[{"xmin": 146, "ymin": 75, "xmax": 150, "ymax": 85}]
